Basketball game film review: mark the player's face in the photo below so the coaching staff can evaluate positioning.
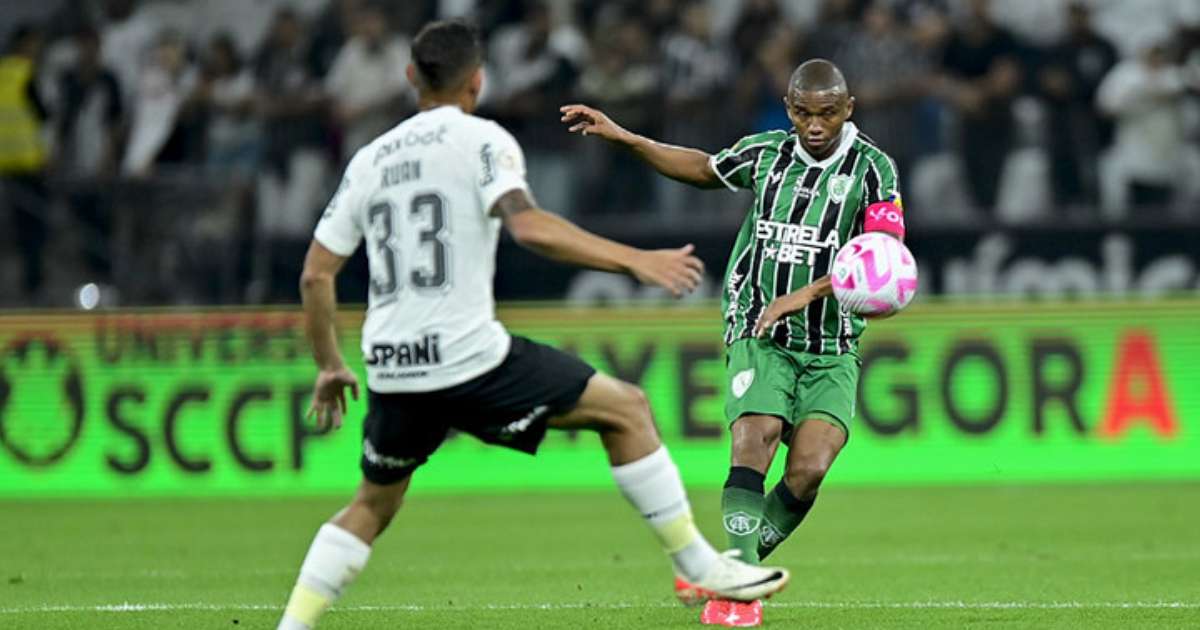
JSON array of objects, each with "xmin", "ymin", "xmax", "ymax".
[{"xmin": 785, "ymin": 90, "xmax": 854, "ymax": 158}]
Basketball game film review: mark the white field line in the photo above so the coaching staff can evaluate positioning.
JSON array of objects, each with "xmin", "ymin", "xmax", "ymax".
[
  {"xmin": 21, "ymin": 549, "xmax": 1200, "ymax": 582},
  {"xmin": 2, "ymin": 601, "xmax": 1199, "ymax": 615}
]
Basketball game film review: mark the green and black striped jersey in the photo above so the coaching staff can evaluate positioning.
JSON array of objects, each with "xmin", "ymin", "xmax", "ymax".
[{"xmin": 709, "ymin": 122, "xmax": 900, "ymax": 355}]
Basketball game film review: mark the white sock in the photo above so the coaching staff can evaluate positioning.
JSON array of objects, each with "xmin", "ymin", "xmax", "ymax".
[
  {"xmin": 611, "ymin": 446, "xmax": 719, "ymax": 581},
  {"xmin": 278, "ymin": 523, "xmax": 371, "ymax": 630}
]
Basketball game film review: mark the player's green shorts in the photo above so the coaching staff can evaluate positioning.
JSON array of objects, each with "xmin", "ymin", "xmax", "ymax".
[{"xmin": 724, "ymin": 338, "xmax": 860, "ymax": 436}]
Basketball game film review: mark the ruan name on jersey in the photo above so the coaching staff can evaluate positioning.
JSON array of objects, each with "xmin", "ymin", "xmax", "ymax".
[{"xmin": 381, "ymin": 160, "xmax": 421, "ymax": 188}]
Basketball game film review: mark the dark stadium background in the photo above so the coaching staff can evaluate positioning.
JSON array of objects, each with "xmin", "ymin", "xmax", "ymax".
[{"xmin": 1, "ymin": 1, "xmax": 1198, "ymax": 628}]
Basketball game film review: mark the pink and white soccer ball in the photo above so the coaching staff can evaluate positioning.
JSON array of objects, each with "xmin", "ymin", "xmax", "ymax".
[{"xmin": 831, "ymin": 232, "xmax": 918, "ymax": 317}]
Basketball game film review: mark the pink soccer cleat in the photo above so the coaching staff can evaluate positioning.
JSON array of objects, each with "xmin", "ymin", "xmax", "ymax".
[
  {"xmin": 721, "ymin": 600, "xmax": 763, "ymax": 627},
  {"xmin": 672, "ymin": 551, "xmax": 789, "ymax": 606},
  {"xmin": 700, "ymin": 599, "xmax": 732, "ymax": 625}
]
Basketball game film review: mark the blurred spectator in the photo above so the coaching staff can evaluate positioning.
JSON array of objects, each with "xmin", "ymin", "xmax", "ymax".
[
  {"xmin": 57, "ymin": 26, "xmax": 123, "ymax": 179},
  {"xmin": 1096, "ymin": 30, "xmax": 1200, "ymax": 218},
  {"xmin": 735, "ymin": 23, "xmax": 808, "ymax": 135},
  {"xmin": 57, "ymin": 25, "xmax": 124, "ymax": 281},
  {"xmin": 488, "ymin": 0, "xmax": 582, "ymax": 215},
  {"xmin": 252, "ymin": 8, "xmax": 331, "ymax": 302},
  {"xmin": 729, "ymin": 0, "xmax": 783, "ymax": 66},
  {"xmin": 188, "ymin": 33, "xmax": 260, "ymax": 302},
  {"xmin": 324, "ymin": 3, "xmax": 414, "ymax": 162},
  {"xmin": 198, "ymin": 34, "xmax": 259, "ymax": 181},
  {"xmin": 0, "ymin": 23, "xmax": 49, "ymax": 300},
  {"xmin": 191, "ymin": 0, "xmax": 326, "ymax": 61},
  {"xmin": 100, "ymin": 0, "xmax": 160, "ymax": 108},
  {"xmin": 1089, "ymin": 0, "xmax": 1200, "ymax": 59},
  {"xmin": 830, "ymin": 0, "xmax": 931, "ymax": 179},
  {"xmin": 939, "ymin": 0, "xmax": 1022, "ymax": 211},
  {"xmin": 308, "ymin": 0, "xmax": 363, "ymax": 79},
  {"xmin": 576, "ymin": 13, "xmax": 660, "ymax": 214},
  {"xmin": 809, "ymin": 0, "xmax": 865, "ymax": 59},
  {"xmin": 121, "ymin": 30, "xmax": 198, "ymax": 176},
  {"xmin": 636, "ymin": 0, "xmax": 681, "ymax": 39},
  {"xmin": 658, "ymin": 0, "xmax": 733, "ymax": 218},
  {"xmin": 1036, "ymin": 1, "xmax": 1117, "ymax": 208}
]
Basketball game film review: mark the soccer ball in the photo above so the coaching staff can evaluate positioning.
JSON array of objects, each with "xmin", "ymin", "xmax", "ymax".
[{"xmin": 831, "ymin": 232, "xmax": 918, "ymax": 317}]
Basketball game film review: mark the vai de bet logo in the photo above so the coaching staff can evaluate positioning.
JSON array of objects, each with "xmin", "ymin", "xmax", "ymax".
[{"xmin": 0, "ymin": 336, "xmax": 85, "ymax": 466}]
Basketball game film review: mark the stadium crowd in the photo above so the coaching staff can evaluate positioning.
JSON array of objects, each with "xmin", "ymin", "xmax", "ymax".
[{"xmin": 1, "ymin": 0, "xmax": 1199, "ymax": 305}]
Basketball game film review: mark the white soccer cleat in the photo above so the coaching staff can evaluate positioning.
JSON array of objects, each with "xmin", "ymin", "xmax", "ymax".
[{"xmin": 673, "ymin": 551, "xmax": 790, "ymax": 605}]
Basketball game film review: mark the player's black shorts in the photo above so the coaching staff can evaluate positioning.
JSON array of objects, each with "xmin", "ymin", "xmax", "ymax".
[{"xmin": 361, "ymin": 336, "xmax": 596, "ymax": 484}]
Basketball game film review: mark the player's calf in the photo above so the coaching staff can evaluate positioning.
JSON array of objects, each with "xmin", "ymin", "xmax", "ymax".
[
  {"xmin": 782, "ymin": 460, "xmax": 829, "ymax": 501},
  {"xmin": 278, "ymin": 479, "xmax": 409, "ymax": 630},
  {"xmin": 757, "ymin": 417, "xmax": 844, "ymax": 561},
  {"xmin": 722, "ymin": 416, "xmax": 782, "ymax": 566},
  {"xmin": 334, "ymin": 477, "xmax": 410, "ymax": 542}
]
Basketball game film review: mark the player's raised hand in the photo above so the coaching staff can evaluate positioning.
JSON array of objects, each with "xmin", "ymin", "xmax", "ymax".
[
  {"xmin": 754, "ymin": 289, "xmax": 816, "ymax": 338},
  {"xmin": 560, "ymin": 104, "xmax": 631, "ymax": 143},
  {"xmin": 308, "ymin": 367, "xmax": 359, "ymax": 432},
  {"xmin": 630, "ymin": 244, "xmax": 705, "ymax": 298}
]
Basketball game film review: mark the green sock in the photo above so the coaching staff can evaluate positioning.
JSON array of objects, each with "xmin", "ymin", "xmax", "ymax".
[
  {"xmin": 721, "ymin": 467, "xmax": 766, "ymax": 565},
  {"xmin": 758, "ymin": 481, "xmax": 817, "ymax": 561}
]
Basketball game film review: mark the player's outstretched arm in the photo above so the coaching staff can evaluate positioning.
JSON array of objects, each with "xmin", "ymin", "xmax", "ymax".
[
  {"xmin": 753, "ymin": 275, "xmax": 833, "ymax": 338},
  {"xmin": 300, "ymin": 240, "xmax": 359, "ymax": 431},
  {"xmin": 495, "ymin": 189, "xmax": 705, "ymax": 297},
  {"xmin": 560, "ymin": 104, "xmax": 724, "ymax": 189}
]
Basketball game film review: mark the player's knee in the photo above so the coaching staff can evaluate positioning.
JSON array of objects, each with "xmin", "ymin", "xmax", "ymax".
[
  {"xmin": 731, "ymin": 418, "xmax": 781, "ymax": 459},
  {"xmin": 626, "ymin": 384, "xmax": 655, "ymax": 427},
  {"xmin": 784, "ymin": 460, "xmax": 830, "ymax": 498},
  {"xmin": 612, "ymin": 383, "xmax": 655, "ymax": 434}
]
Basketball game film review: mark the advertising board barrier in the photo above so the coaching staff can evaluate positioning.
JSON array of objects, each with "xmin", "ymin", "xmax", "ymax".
[{"xmin": 0, "ymin": 302, "xmax": 1195, "ymax": 498}]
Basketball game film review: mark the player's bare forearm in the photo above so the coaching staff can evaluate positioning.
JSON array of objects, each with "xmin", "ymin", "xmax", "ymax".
[
  {"xmin": 495, "ymin": 189, "xmax": 704, "ymax": 297},
  {"xmin": 300, "ymin": 241, "xmax": 348, "ymax": 371},
  {"xmin": 495, "ymin": 190, "xmax": 639, "ymax": 273},
  {"xmin": 754, "ymin": 275, "xmax": 832, "ymax": 338},
  {"xmin": 780, "ymin": 275, "xmax": 833, "ymax": 309},
  {"xmin": 559, "ymin": 103, "xmax": 721, "ymax": 188},
  {"xmin": 625, "ymin": 134, "xmax": 724, "ymax": 188}
]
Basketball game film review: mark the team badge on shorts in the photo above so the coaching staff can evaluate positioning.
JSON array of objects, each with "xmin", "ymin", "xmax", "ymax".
[
  {"xmin": 724, "ymin": 511, "xmax": 761, "ymax": 535},
  {"xmin": 731, "ymin": 369, "xmax": 755, "ymax": 399}
]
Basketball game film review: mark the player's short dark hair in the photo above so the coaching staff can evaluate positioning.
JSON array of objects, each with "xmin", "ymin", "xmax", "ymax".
[
  {"xmin": 411, "ymin": 19, "xmax": 483, "ymax": 92},
  {"xmin": 789, "ymin": 59, "xmax": 849, "ymax": 96}
]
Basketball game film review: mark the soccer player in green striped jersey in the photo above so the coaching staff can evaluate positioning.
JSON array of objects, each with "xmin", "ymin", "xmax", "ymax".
[{"xmin": 562, "ymin": 59, "xmax": 905, "ymax": 626}]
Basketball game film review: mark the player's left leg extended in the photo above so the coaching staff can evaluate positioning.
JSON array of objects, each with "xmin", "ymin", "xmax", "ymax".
[
  {"xmin": 279, "ymin": 388, "xmax": 446, "ymax": 630},
  {"xmin": 278, "ymin": 477, "xmax": 412, "ymax": 630},
  {"xmin": 757, "ymin": 353, "xmax": 857, "ymax": 561},
  {"xmin": 757, "ymin": 418, "xmax": 845, "ymax": 560}
]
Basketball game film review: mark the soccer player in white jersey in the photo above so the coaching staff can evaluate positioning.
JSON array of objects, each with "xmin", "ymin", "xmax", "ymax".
[{"xmin": 276, "ymin": 20, "xmax": 789, "ymax": 630}]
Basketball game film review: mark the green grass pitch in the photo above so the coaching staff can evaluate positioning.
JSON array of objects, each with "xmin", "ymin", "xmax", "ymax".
[{"xmin": 2, "ymin": 483, "xmax": 1197, "ymax": 629}]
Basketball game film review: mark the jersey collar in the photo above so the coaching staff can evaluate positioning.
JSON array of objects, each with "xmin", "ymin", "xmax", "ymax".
[{"xmin": 791, "ymin": 122, "xmax": 858, "ymax": 167}]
